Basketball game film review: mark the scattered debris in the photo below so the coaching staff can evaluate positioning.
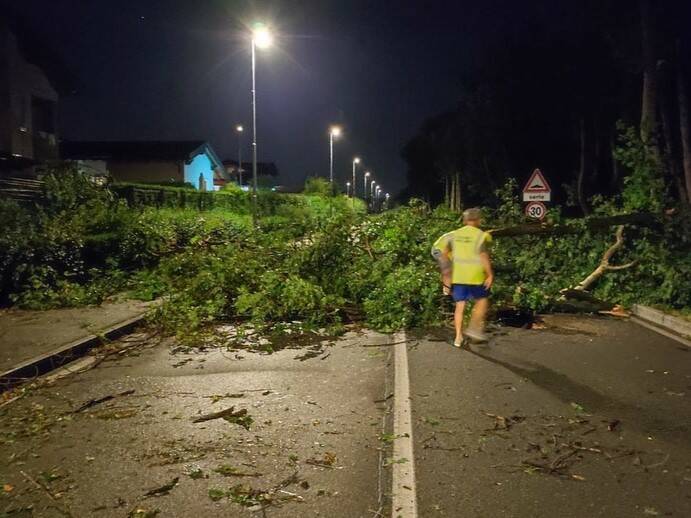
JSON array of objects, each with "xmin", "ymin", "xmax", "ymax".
[
  {"xmin": 205, "ymin": 393, "xmax": 245, "ymax": 403},
  {"xmin": 144, "ymin": 477, "xmax": 179, "ymax": 498},
  {"xmin": 192, "ymin": 406, "xmax": 252, "ymax": 430},
  {"xmin": 73, "ymin": 389, "xmax": 135, "ymax": 413},
  {"xmin": 183, "ymin": 466, "xmax": 206, "ymax": 480},
  {"xmin": 485, "ymin": 413, "xmax": 525, "ymax": 431},
  {"xmin": 128, "ymin": 509, "xmax": 160, "ymax": 518},
  {"xmin": 214, "ymin": 465, "xmax": 263, "ymax": 477},
  {"xmin": 607, "ymin": 419, "xmax": 621, "ymax": 432},
  {"xmin": 305, "ymin": 452, "xmax": 337, "ymax": 468},
  {"xmin": 20, "ymin": 470, "xmax": 74, "ymax": 517}
]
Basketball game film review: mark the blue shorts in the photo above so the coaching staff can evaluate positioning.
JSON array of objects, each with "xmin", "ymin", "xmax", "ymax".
[{"xmin": 451, "ymin": 284, "xmax": 489, "ymax": 302}]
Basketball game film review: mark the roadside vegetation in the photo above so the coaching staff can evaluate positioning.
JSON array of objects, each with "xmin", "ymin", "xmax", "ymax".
[{"xmin": 1, "ymin": 129, "xmax": 689, "ymax": 345}]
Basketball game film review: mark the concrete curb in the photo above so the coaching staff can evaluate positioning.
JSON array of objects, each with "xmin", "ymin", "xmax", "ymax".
[
  {"xmin": 0, "ymin": 313, "xmax": 147, "ymax": 392},
  {"xmin": 631, "ymin": 304, "xmax": 691, "ymax": 341}
]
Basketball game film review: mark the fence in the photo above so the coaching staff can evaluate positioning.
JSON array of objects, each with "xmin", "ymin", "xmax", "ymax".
[{"xmin": 0, "ymin": 177, "xmax": 44, "ymax": 203}]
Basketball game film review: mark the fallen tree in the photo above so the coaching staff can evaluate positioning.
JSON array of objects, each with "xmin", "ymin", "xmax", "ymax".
[{"xmin": 489, "ymin": 212, "xmax": 660, "ymax": 237}]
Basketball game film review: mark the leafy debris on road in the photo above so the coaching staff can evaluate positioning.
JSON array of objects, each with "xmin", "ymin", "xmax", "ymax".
[
  {"xmin": 191, "ymin": 406, "xmax": 252, "ymax": 430},
  {"xmin": 205, "ymin": 393, "xmax": 245, "ymax": 403},
  {"xmin": 128, "ymin": 509, "xmax": 160, "ymax": 518},
  {"xmin": 144, "ymin": 477, "xmax": 179, "ymax": 497},
  {"xmin": 207, "ymin": 471, "xmax": 303, "ymax": 510},
  {"xmin": 73, "ymin": 389, "xmax": 135, "ymax": 413},
  {"xmin": 214, "ymin": 465, "xmax": 263, "ymax": 477},
  {"xmin": 305, "ymin": 452, "xmax": 337, "ymax": 468}
]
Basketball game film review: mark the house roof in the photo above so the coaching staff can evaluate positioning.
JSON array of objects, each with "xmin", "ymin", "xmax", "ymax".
[
  {"xmin": 222, "ymin": 159, "xmax": 279, "ymax": 177},
  {"xmin": 61, "ymin": 141, "xmax": 223, "ymax": 167}
]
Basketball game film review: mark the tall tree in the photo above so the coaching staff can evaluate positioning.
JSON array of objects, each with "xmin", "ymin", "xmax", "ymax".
[
  {"xmin": 639, "ymin": 0, "xmax": 658, "ymax": 144},
  {"xmin": 678, "ymin": 49, "xmax": 691, "ymax": 203}
]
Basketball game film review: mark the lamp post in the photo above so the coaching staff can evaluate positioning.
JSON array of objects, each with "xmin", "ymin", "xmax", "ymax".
[
  {"xmin": 236, "ymin": 125, "xmax": 244, "ymax": 187},
  {"xmin": 250, "ymin": 23, "xmax": 273, "ymax": 210},
  {"xmin": 351, "ymin": 157, "xmax": 360, "ymax": 199},
  {"xmin": 329, "ymin": 126, "xmax": 341, "ymax": 184},
  {"xmin": 346, "ymin": 181, "xmax": 351, "ymax": 197},
  {"xmin": 364, "ymin": 171, "xmax": 370, "ymax": 202}
]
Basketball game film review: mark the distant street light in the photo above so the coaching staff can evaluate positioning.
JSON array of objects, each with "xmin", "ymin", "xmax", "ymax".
[
  {"xmin": 351, "ymin": 157, "xmax": 361, "ymax": 199},
  {"xmin": 364, "ymin": 171, "xmax": 371, "ymax": 201},
  {"xmin": 346, "ymin": 181, "xmax": 351, "ymax": 197},
  {"xmin": 236, "ymin": 124, "xmax": 244, "ymax": 187},
  {"xmin": 370, "ymin": 181, "xmax": 377, "ymax": 199},
  {"xmin": 329, "ymin": 126, "xmax": 341, "ymax": 184},
  {"xmin": 250, "ymin": 23, "xmax": 273, "ymax": 208}
]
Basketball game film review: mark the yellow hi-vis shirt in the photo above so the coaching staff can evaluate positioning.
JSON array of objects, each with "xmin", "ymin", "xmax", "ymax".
[{"xmin": 431, "ymin": 225, "xmax": 492, "ymax": 285}]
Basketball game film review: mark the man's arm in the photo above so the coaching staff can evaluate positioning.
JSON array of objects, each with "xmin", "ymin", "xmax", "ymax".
[
  {"xmin": 480, "ymin": 252, "xmax": 494, "ymax": 289},
  {"xmin": 431, "ymin": 233, "xmax": 453, "ymax": 294}
]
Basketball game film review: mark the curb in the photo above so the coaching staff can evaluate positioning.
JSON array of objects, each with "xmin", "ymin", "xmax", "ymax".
[
  {"xmin": 631, "ymin": 304, "xmax": 691, "ymax": 343},
  {"xmin": 0, "ymin": 313, "xmax": 147, "ymax": 392}
]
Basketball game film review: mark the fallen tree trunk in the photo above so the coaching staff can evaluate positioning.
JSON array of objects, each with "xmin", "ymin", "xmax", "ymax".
[
  {"xmin": 571, "ymin": 226, "xmax": 636, "ymax": 291},
  {"xmin": 489, "ymin": 212, "xmax": 659, "ymax": 238}
]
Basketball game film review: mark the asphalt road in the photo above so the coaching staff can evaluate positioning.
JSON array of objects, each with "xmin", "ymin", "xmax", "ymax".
[
  {"xmin": 0, "ymin": 329, "xmax": 392, "ymax": 517},
  {"xmin": 408, "ymin": 314, "xmax": 691, "ymax": 517},
  {"xmin": 2, "ymin": 314, "xmax": 690, "ymax": 518}
]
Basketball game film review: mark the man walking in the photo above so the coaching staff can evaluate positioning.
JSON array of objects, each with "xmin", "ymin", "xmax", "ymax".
[{"xmin": 431, "ymin": 208, "xmax": 494, "ymax": 347}]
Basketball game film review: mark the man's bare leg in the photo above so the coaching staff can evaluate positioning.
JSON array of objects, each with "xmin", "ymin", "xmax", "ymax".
[
  {"xmin": 454, "ymin": 301, "xmax": 466, "ymax": 346},
  {"xmin": 466, "ymin": 297, "xmax": 489, "ymax": 342}
]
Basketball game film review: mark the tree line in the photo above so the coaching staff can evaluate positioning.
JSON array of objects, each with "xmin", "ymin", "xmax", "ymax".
[{"xmin": 401, "ymin": 0, "xmax": 691, "ymax": 214}]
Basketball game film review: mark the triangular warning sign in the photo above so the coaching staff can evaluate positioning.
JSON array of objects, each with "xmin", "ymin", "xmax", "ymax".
[{"xmin": 523, "ymin": 168, "xmax": 551, "ymax": 193}]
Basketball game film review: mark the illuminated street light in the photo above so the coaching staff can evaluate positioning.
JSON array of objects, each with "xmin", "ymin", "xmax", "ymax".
[
  {"xmin": 236, "ymin": 124, "xmax": 244, "ymax": 187},
  {"xmin": 346, "ymin": 181, "xmax": 351, "ymax": 197},
  {"xmin": 250, "ymin": 23, "xmax": 273, "ymax": 211},
  {"xmin": 364, "ymin": 171, "xmax": 371, "ymax": 202},
  {"xmin": 329, "ymin": 126, "xmax": 341, "ymax": 184},
  {"xmin": 352, "ymin": 157, "xmax": 361, "ymax": 199},
  {"xmin": 253, "ymin": 25, "xmax": 274, "ymax": 49}
]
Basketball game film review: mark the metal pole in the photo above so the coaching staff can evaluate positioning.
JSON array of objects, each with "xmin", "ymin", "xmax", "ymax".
[
  {"xmin": 251, "ymin": 39, "xmax": 258, "ymax": 213},
  {"xmin": 238, "ymin": 130, "xmax": 243, "ymax": 187},
  {"xmin": 352, "ymin": 160, "xmax": 356, "ymax": 199},
  {"xmin": 329, "ymin": 133, "xmax": 334, "ymax": 184},
  {"xmin": 363, "ymin": 174, "xmax": 368, "ymax": 201}
]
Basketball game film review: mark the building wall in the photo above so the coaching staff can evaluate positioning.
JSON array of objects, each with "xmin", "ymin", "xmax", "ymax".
[
  {"xmin": 0, "ymin": 25, "xmax": 59, "ymax": 161},
  {"xmin": 107, "ymin": 161, "xmax": 183, "ymax": 184},
  {"xmin": 184, "ymin": 152, "xmax": 215, "ymax": 191}
]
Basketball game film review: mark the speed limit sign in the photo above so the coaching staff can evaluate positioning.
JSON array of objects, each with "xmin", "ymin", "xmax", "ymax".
[{"xmin": 525, "ymin": 201, "xmax": 547, "ymax": 220}]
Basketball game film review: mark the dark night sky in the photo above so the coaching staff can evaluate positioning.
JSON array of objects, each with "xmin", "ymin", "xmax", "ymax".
[{"xmin": 6, "ymin": 0, "xmax": 569, "ymax": 193}]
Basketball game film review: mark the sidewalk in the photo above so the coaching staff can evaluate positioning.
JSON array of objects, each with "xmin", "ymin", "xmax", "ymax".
[{"xmin": 0, "ymin": 299, "xmax": 151, "ymax": 374}]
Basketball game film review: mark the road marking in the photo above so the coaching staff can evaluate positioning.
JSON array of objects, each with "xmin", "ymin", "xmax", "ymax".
[
  {"xmin": 391, "ymin": 331, "xmax": 418, "ymax": 518},
  {"xmin": 632, "ymin": 316, "xmax": 691, "ymax": 348}
]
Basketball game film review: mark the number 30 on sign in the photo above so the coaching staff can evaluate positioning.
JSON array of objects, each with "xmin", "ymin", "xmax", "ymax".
[{"xmin": 525, "ymin": 201, "xmax": 547, "ymax": 220}]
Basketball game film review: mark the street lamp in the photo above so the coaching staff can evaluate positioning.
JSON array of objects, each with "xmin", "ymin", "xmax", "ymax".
[
  {"xmin": 364, "ymin": 171, "xmax": 370, "ymax": 201},
  {"xmin": 250, "ymin": 23, "xmax": 273, "ymax": 206},
  {"xmin": 371, "ymin": 181, "xmax": 377, "ymax": 199},
  {"xmin": 329, "ymin": 126, "xmax": 341, "ymax": 185},
  {"xmin": 351, "ymin": 157, "xmax": 361, "ymax": 198},
  {"xmin": 346, "ymin": 181, "xmax": 351, "ymax": 197},
  {"xmin": 236, "ymin": 125, "xmax": 244, "ymax": 187}
]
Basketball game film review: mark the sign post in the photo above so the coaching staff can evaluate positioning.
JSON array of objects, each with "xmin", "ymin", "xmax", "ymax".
[{"xmin": 522, "ymin": 168, "xmax": 551, "ymax": 220}]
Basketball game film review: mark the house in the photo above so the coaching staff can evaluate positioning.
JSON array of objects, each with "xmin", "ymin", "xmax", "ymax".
[
  {"xmin": 61, "ymin": 141, "xmax": 224, "ymax": 191},
  {"xmin": 0, "ymin": 16, "xmax": 74, "ymax": 175},
  {"xmin": 219, "ymin": 159, "xmax": 279, "ymax": 190}
]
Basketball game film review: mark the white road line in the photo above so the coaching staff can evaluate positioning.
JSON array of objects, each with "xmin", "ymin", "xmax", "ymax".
[{"xmin": 391, "ymin": 331, "xmax": 418, "ymax": 518}]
